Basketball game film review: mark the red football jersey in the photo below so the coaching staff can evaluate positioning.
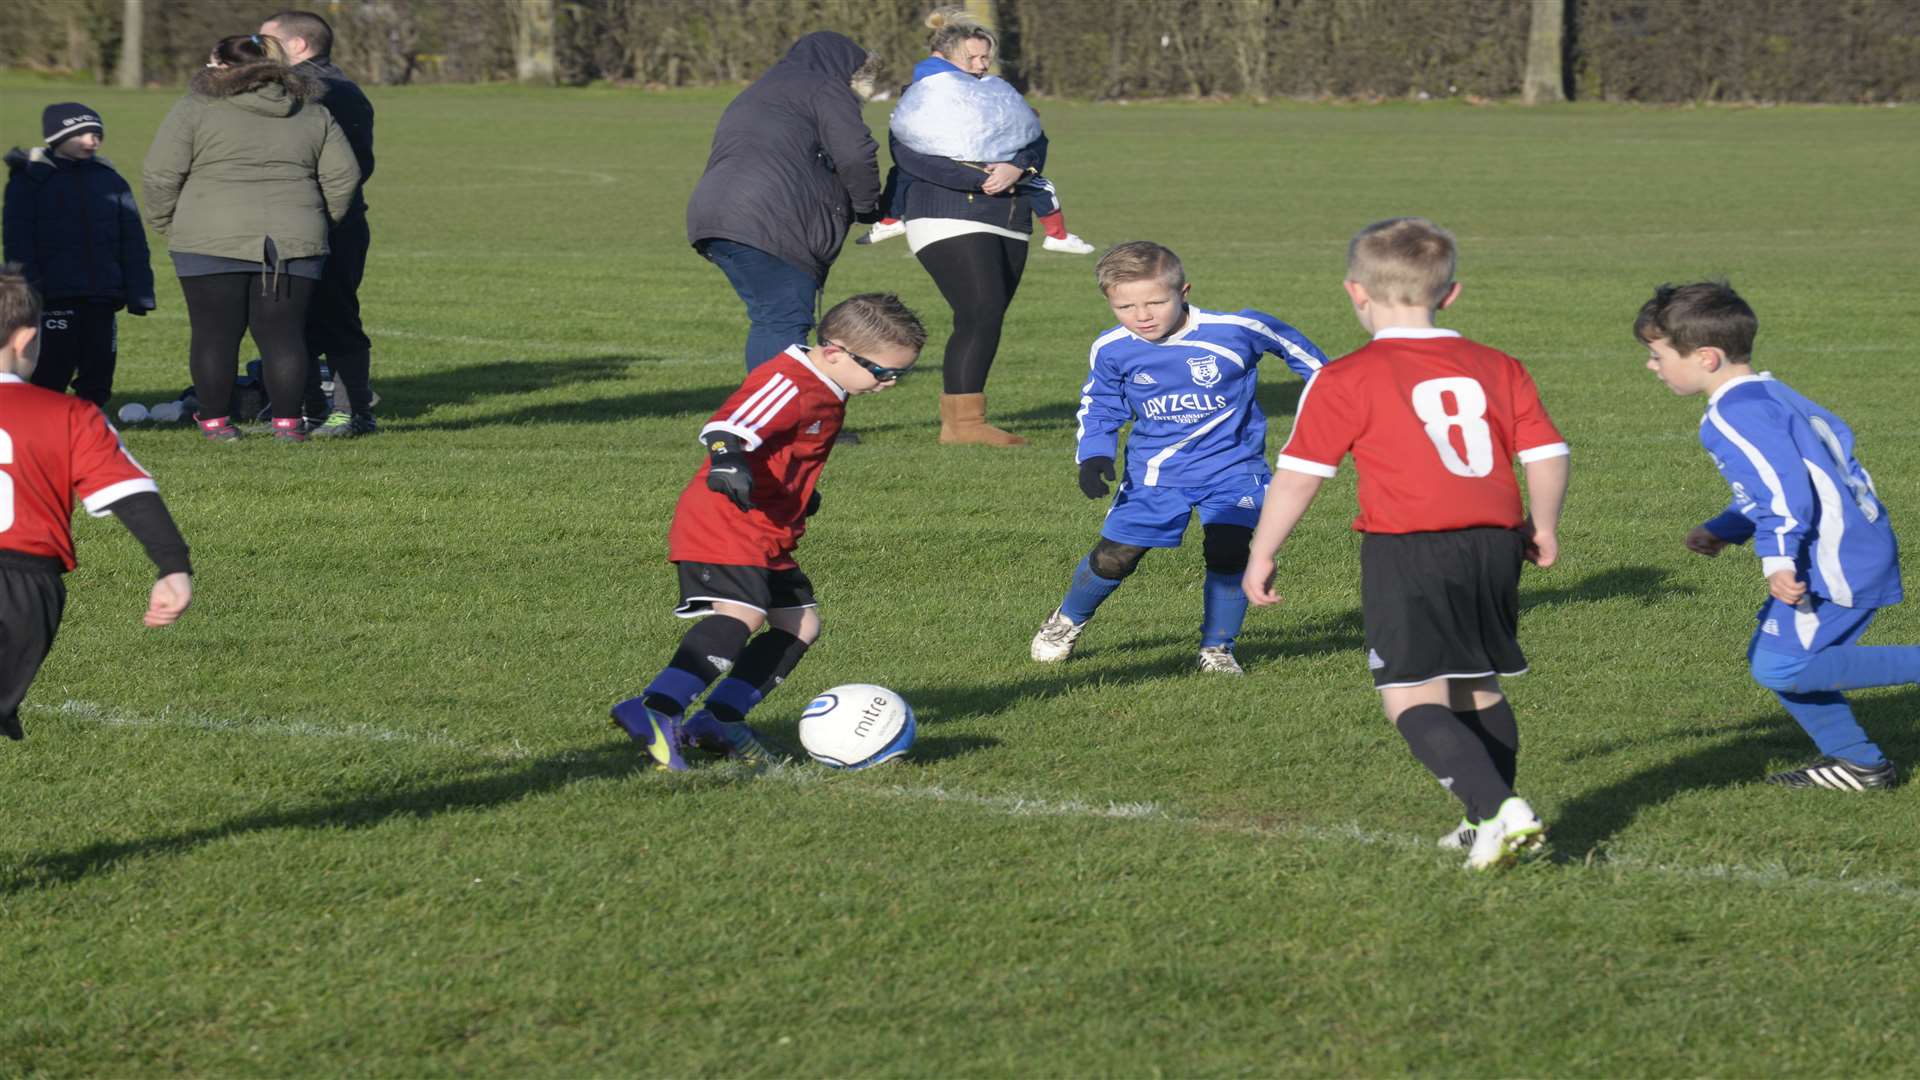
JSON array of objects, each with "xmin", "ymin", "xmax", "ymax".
[
  {"xmin": 667, "ymin": 346, "xmax": 847, "ymax": 569},
  {"xmin": 1275, "ymin": 329, "xmax": 1567, "ymax": 534},
  {"xmin": 1, "ymin": 375, "xmax": 159, "ymax": 570}
]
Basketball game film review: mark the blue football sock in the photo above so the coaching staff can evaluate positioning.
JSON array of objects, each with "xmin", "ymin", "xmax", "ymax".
[
  {"xmin": 704, "ymin": 677, "xmax": 764, "ymax": 724},
  {"xmin": 1059, "ymin": 556, "xmax": 1123, "ymax": 625},
  {"xmin": 1789, "ymin": 645, "xmax": 1920, "ymax": 693},
  {"xmin": 640, "ymin": 666, "xmax": 708, "ymax": 715},
  {"xmin": 1201, "ymin": 570, "xmax": 1248, "ymax": 649},
  {"xmin": 1774, "ymin": 689, "xmax": 1886, "ymax": 766}
]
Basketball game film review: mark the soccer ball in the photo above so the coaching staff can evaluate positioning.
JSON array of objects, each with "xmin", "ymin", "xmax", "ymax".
[
  {"xmin": 116, "ymin": 402, "xmax": 149, "ymax": 425},
  {"xmin": 798, "ymin": 684, "xmax": 915, "ymax": 769}
]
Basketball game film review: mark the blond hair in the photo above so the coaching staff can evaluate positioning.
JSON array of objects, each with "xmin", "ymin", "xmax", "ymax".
[
  {"xmin": 1347, "ymin": 217, "xmax": 1457, "ymax": 308},
  {"xmin": 1095, "ymin": 241, "xmax": 1186, "ymax": 294},
  {"xmin": 926, "ymin": 7, "xmax": 995, "ymax": 59},
  {"xmin": 818, "ymin": 293, "xmax": 927, "ymax": 354}
]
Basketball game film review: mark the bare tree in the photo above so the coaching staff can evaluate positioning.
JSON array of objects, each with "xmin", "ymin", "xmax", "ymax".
[
  {"xmin": 1521, "ymin": 0, "xmax": 1565, "ymax": 103},
  {"xmin": 510, "ymin": 0, "xmax": 557, "ymax": 84},
  {"xmin": 116, "ymin": 0, "xmax": 142, "ymax": 87}
]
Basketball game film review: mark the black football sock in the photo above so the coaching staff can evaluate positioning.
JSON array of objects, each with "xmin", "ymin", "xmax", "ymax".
[
  {"xmin": 706, "ymin": 628, "xmax": 810, "ymax": 725},
  {"xmin": 641, "ymin": 615, "xmax": 753, "ymax": 714},
  {"xmin": 1395, "ymin": 703, "xmax": 1514, "ymax": 822},
  {"xmin": 1455, "ymin": 699, "xmax": 1519, "ymax": 789}
]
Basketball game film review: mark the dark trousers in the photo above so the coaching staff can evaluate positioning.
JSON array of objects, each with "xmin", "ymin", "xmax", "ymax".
[
  {"xmin": 915, "ymin": 232, "xmax": 1029, "ymax": 394},
  {"xmin": 29, "ymin": 301, "xmax": 118, "ymax": 407},
  {"xmin": 179, "ymin": 272, "xmax": 317, "ymax": 421},
  {"xmin": 699, "ymin": 239, "xmax": 820, "ymax": 372},
  {"xmin": 304, "ymin": 212, "xmax": 374, "ymax": 416},
  {"xmin": 0, "ymin": 559, "xmax": 66, "ymax": 740}
]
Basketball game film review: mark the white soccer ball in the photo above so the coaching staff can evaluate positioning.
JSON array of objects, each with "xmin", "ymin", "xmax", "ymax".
[
  {"xmin": 798, "ymin": 684, "xmax": 915, "ymax": 769},
  {"xmin": 150, "ymin": 401, "xmax": 184, "ymax": 423},
  {"xmin": 116, "ymin": 402, "xmax": 149, "ymax": 425}
]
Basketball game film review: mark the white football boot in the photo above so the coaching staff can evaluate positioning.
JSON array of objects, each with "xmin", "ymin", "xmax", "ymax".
[
  {"xmin": 1030, "ymin": 610, "xmax": 1087, "ymax": 662},
  {"xmin": 1436, "ymin": 819, "xmax": 1476, "ymax": 850},
  {"xmin": 1042, "ymin": 233, "xmax": 1096, "ymax": 255},
  {"xmin": 1464, "ymin": 797, "xmax": 1546, "ymax": 871},
  {"xmin": 1196, "ymin": 645, "xmax": 1245, "ymax": 675}
]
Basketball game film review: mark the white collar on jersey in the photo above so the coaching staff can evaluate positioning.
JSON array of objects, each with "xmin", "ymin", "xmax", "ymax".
[
  {"xmin": 0, "ymin": 373, "xmax": 23, "ymax": 384},
  {"xmin": 1371, "ymin": 327, "xmax": 1460, "ymax": 340},
  {"xmin": 1706, "ymin": 371, "xmax": 1773, "ymax": 407},
  {"xmin": 784, "ymin": 344, "xmax": 848, "ymax": 401}
]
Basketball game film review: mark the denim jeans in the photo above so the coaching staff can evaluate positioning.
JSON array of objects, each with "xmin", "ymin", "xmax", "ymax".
[{"xmin": 700, "ymin": 239, "xmax": 820, "ymax": 371}]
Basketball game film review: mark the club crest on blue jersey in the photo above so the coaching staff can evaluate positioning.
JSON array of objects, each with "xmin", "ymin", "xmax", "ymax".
[{"xmin": 1185, "ymin": 354, "xmax": 1221, "ymax": 388}]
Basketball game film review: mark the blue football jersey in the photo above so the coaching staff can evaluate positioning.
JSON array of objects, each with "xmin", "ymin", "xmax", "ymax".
[
  {"xmin": 1698, "ymin": 373, "xmax": 1903, "ymax": 609},
  {"xmin": 1075, "ymin": 306, "xmax": 1328, "ymax": 488}
]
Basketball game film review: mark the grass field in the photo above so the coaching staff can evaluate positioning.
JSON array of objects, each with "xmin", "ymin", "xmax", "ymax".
[{"xmin": 5, "ymin": 72, "xmax": 1920, "ymax": 1075}]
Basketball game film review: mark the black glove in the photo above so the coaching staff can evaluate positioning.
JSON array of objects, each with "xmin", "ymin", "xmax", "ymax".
[
  {"xmin": 805, "ymin": 489, "xmax": 822, "ymax": 516},
  {"xmin": 1078, "ymin": 456, "xmax": 1115, "ymax": 500},
  {"xmin": 704, "ymin": 433, "xmax": 755, "ymax": 512}
]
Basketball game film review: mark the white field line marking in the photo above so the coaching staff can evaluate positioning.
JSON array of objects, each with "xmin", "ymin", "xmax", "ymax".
[
  {"xmin": 33, "ymin": 700, "xmax": 1920, "ymax": 902},
  {"xmin": 36, "ymin": 698, "xmax": 528, "ymax": 758}
]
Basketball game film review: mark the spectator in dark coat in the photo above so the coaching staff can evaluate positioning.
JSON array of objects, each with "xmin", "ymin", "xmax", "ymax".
[
  {"xmin": 263, "ymin": 9, "xmax": 380, "ymax": 438},
  {"xmin": 3, "ymin": 103, "xmax": 156, "ymax": 407},
  {"xmin": 686, "ymin": 31, "xmax": 883, "ymax": 371}
]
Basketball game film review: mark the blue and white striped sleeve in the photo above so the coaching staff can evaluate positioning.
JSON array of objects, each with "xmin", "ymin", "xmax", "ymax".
[
  {"xmin": 1242, "ymin": 310, "xmax": 1331, "ymax": 381},
  {"xmin": 1705, "ymin": 396, "xmax": 1814, "ymax": 578}
]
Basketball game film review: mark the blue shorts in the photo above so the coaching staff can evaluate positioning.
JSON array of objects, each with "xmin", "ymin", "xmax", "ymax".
[
  {"xmin": 1748, "ymin": 595, "xmax": 1877, "ymax": 660},
  {"xmin": 1100, "ymin": 472, "xmax": 1268, "ymax": 549}
]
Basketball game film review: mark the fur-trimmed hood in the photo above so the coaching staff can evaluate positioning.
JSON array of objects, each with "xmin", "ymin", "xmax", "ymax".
[{"xmin": 188, "ymin": 62, "xmax": 325, "ymax": 117}]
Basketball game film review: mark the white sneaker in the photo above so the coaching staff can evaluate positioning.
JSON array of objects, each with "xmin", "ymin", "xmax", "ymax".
[
  {"xmin": 1042, "ymin": 233, "xmax": 1096, "ymax": 255},
  {"xmin": 1030, "ymin": 609, "xmax": 1086, "ymax": 662},
  {"xmin": 1436, "ymin": 820, "xmax": 1475, "ymax": 850},
  {"xmin": 1464, "ymin": 797, "xmax": 1546, "ymax": 871},
  {"xmin": 1196, "ymin": 645, "xmax": 1245, "ymax": 675},
  {"xmin": 857, "ymin": 220, "xmax": 906, "ymax": 245}
]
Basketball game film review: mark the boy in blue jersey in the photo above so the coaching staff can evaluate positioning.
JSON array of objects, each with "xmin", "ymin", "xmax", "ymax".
[
  {"xmin": 1030, "ymin": 241, "xmax": 1329, "ymax": 673},
  {"xmin": 1639, "ymin": 281, "xmax": 1920, "ymax": 790}
]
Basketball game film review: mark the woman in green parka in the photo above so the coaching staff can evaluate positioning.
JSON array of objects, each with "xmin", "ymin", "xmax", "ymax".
[{"xmin": 143, "ymin": 33, "xmax": 360, "ymax": 442}]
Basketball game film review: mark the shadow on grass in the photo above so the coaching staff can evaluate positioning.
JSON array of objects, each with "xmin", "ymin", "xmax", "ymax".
[
  {"xmin": 1, "ymin": 741, "xmax": 732, "ymax": 895},
  {"xmin": 1046, "ymin": 563, "xmax": 1690, "ymax": 672},
  {"xmin": 113, "ymin": 354, "xmax": 732, "ymax": 433},
  {"xmin": 1551, "ymin": 688, "xmax": 1920, "ymax": 859}
]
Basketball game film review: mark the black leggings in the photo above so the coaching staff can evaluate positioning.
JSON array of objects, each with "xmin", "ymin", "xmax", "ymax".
[
  {"xmin": 915, "ymin": 232, "xmax": 1028, "ymax": 394},
  {"xmin": 179, "ymin": 272, "xmax": 316, "ymax": 420}
]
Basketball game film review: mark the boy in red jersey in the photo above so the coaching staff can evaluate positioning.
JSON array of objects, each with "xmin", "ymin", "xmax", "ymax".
[
  {"xmin": 0, "ymin": 265, "xmax": 192, "ymax": 741},
  {"xmin": 1242, "ymin": 219, "xmax": 1570, "ymax": 870},
  {"xmin": 611, "ymin": 293, "xmax": 925, "ymax": 770}
]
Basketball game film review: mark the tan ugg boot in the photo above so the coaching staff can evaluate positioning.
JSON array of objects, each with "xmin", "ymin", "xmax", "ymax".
[{"xmin": 939, "ymin": 393, "xmax": 1028, "ymax": 447}]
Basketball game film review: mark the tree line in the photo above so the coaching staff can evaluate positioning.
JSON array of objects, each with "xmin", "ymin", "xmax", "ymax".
[{"xmin": 4, "ymin": 0, "xmax": 1914, "ymax": 103}]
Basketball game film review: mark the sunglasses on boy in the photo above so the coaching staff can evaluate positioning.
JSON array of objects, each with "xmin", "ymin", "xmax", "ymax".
[{"xmin": 828, "ymin": 340, "xmax": 914, "ymax": 383}]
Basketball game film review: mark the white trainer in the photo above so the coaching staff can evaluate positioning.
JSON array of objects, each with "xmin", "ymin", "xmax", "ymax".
[
  {"xmin": 1030, "ymin": 609, "xmax": 1086, "ymax": 662},
  {"xmin": 1042, "ymin": 233, "xmax": 1096, "ymax": 254},
  {"xmin": 1196, "ymin": 645, "xmax": 1245, "ymax": 675},
  {"xmin": 857, "ymin": 220, "xmax": 906, "ymax": 245},
  {"xmin": 1436, "ymin": 820, "xmax": 1476, "ymax": 850},
  {"xmin": 1464, "ymin": 797, "xmax": 1546, "ymax": 870}
]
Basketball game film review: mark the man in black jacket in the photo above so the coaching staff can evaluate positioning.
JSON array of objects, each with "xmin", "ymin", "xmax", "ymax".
[
  {"xmin": 686, "ymin": 31, "xmax": 882, "ymax": 372},
  {"xmin": 262, "ymin": 9, "xmax": 379, "ymax": 437}
]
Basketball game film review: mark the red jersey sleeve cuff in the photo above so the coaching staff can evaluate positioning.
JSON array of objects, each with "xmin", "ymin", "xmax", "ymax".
[
  {"xmin": 82, "ymin": 478, "xmax": 160, "ymax": 517},
  {"xmin": 1274, "ymin": 453, "xmax": 1338, "ymax": 478},
  {"xmin": 1516, "ymin": 442, "xmax": 1570, "ymax": 463}
]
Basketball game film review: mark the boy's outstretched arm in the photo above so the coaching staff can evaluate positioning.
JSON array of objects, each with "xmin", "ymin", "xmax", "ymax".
[
  {"xmin": 1243, "ymin": 470, "xmax": 1324, "ymax": 606},
  {"xmin": 1520, "ymin": 454, "xmax": 1569, "ymax": 568},
  {"xmin": 106, "ymin": 492, "xmax": 193, "ymax": 626}
]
